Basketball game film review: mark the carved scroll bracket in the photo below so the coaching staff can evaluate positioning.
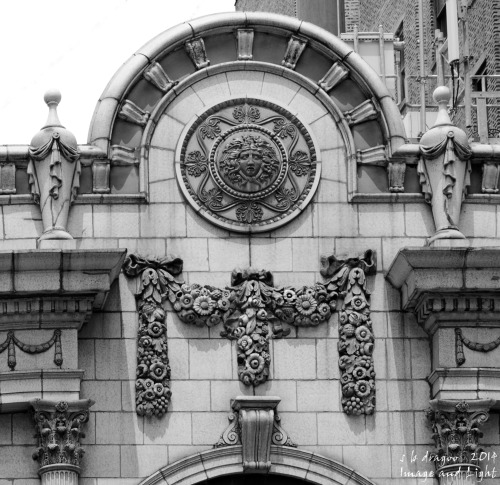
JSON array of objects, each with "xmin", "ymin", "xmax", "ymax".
[{"xmin": 215, "ymin": 396, "xmax": 296, "ymax": 472}]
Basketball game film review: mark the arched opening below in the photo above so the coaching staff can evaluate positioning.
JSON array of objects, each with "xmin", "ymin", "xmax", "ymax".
[
  {"xmin": 139, "ymin": 446, "xmax": 377, "ymax": 485},
  {"xmin": 207, "ymin": 474, "xmax": 312, "ymax": 485}
]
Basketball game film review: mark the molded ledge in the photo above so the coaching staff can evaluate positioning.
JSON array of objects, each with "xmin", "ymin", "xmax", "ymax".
[
  {"xmin": 428, "ymin": 368, "xmax": 500, "ymax": 405},
  {"xmin": 0, "ymin": 369, "xmax": 84, "ymax": 413},
  {"xmin": 385, "ymin": 247, "xmax": 500, "ymax": 310},
  {"xmin": 0, "ymin": 249, "xmax": 126, "ymax": 308},
  {"xmin": 0, "ymin": 249, "xmax": 126, "ymax": 413}
]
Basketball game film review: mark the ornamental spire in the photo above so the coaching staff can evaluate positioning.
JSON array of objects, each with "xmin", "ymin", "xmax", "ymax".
[
  {"xmin": 29, "ymin": 90, "xmax": 80, "ymax": 244},
  {"xmin": 417, "ymin": 86, "xmax": 472, "ymax": 245}
]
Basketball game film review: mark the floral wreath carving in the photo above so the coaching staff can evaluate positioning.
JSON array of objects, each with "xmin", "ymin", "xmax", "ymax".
[
  {"xmin": 123, "ymin": 250, "xmax": 376, "ymax": 418},
  {"xmin": 176, "ymin": 98, "xmax": 320, "ymax": 232}
]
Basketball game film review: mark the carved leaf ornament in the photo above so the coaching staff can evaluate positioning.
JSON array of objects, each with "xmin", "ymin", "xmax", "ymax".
[
  {"xmin": 32, "ymin": 400, "xmax": 91, "ymax": 469},
  {"xmin": 177, "ymin": 98, "xmax": 320, "ymax": 232},
  {"xmin": 123, "ymin": 250, "xmax": 376, "ymax": 418},
  {"xmin": 427, "ymin": 401, "xmax": 491, "ymax": 468}
]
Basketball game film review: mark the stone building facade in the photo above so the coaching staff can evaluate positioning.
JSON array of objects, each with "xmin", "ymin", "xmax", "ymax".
[{"xmin": 0, "ymin": 6, "xmax": 499, "ymax": 485}]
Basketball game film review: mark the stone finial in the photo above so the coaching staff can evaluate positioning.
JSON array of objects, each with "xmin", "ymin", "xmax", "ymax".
[
  {"xmin": 418, "ymin": 86, "xmax": 472, "ymax": 245},
  {"xmin": 29, "ymin": 90, "xmax": 81, "ymax": 244},
  {"xmin": 42, "ymin": 89, "xmax": 64, "ymax": 129},
  {"xmin": 427, "ymin": 399, "xmax": 494, "ymax": 483},
  {"xmin": 31, "ymin": 399, "xmax": 94, "ymax": 482},
  {"xmin": 433, "ymin": 86, "xmax": 453, "ymax": 127}
]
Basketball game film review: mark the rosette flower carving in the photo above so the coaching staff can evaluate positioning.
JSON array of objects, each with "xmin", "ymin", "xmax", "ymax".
[
  {"xmin": 321, "ymin": 250, "xmax": 376, "ymax": 415},
  {"xmin": 125, "ymin": 250, "xmax": 376, "ymax": 417},
  {"xmin": 123, "ymin": 254, "xmax": 183, "ymax": 417}
]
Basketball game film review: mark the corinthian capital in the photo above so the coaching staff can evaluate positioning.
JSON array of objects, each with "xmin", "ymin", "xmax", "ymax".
[
  {"xmin": 31, "ymin": 399, "xmax": 94, "ymax": 480},
  {"xmin": 427, "ymin": 399, "xmax": 494, "ymax": 483}
]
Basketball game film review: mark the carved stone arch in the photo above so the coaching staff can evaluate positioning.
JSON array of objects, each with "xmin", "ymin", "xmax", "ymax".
[
  {"xmin": 139, "ymin": 446, "xmax": 378, "ymax": 485},
  {"xmin": 89, "ymin": 12, "xmax": 407, "ymax": 202}
]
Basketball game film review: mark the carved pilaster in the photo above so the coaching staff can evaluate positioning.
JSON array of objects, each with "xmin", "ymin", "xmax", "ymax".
[
  {"xmin": 215, "ymin": 396, "xmax": 296, "ymax": 472},
  {"xmin": 318, "ymin": 62, "xmax": 349, "ymax": 92},
  {"xmin": 237, "ymin": 29, "xmax": 254, "ymax": 60},
  {"xmin": 344, "ymin": 100, "xmax": 378, "ymax": 126},
  {"xmin": 185, "ymin": 37, "xmax": 210, "ymax": 69},
  {"xmin": 143, "ymin": 62, "xmax": 176, "ymax": 93},
  {"xmin": 31, "ymin": 399, "xmax": 94, "ymax": 483},
  {"xmin": 427, "ymin": 399, "xmax": 494, "ymax": 484},
  {"xmin": 282, "ymin": 35, "xmax": 307, "ymax": 70},
  {"xmin": 118, "ymin": 100, "xmax": 150, "ymax": 126}
]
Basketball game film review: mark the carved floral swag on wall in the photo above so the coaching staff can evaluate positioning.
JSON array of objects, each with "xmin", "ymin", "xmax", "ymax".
[{"xmin": 123, "ymin": 250, "xmax": 376, "ymax": 418}]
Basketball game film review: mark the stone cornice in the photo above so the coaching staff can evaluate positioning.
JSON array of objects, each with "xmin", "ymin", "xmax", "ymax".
[
  {"xmin": 0, "ymin": 250, "xmax": 126, "ymax": 309},
  {"xmin": 0, "ymin": 249, "xmax": 126, "ymax": 413},
  {"xmin": 386, "ymin": 247, "xmax": 500, "ymax": 313}
]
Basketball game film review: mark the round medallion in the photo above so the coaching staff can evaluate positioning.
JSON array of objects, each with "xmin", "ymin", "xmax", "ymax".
[{"xmin": 176, "ymin": 98, "xmax": 320, "ymax": 232}]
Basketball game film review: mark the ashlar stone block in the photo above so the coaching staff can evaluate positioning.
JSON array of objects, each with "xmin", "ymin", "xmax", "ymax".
[
  {"xmin": 189, "ymin": 339, "xmax": 233, "ymax": 380},
  {"xmin": 273, "ymin": 339, "xmax": 316, "ymax": 379},
  {"xmin": 95, "ymin": 412, "xmax": 144, "ymax": 445}
]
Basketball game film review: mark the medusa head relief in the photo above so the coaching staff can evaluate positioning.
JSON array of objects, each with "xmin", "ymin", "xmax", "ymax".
[
  {"xmin": 176, "ymin": 98, "xmax": 321, "ymax": 232},
  {"xmin": 218, "ymin": 134, "xmax": 281, "ymax": 193}
]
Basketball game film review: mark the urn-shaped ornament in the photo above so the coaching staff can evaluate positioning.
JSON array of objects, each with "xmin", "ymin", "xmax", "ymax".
[
  {"xmin": 418, "ymin": 86, "xmax": 472, "ymax": 244},
  {"xmin": 28, "ymin": 89, "xmax": 80, "ymax": 241}
]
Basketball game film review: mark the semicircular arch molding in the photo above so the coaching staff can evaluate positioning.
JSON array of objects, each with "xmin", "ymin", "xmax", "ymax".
[
  {"xmin": 89, "ymin": 12, "xmax": 407, "ymax": 199},
  {"xmin": 139, "ymin": 446, "xmax": 377, "ymax": 485}
]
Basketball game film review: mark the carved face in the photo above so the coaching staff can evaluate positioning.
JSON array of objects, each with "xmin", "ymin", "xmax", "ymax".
[
  {"xmin": 238, "ymin": 149, "xmax": 264, "ymax": 178},
  {"xmin": 219, "ymin": 135, "xmax": 280, "ymax": 191}
]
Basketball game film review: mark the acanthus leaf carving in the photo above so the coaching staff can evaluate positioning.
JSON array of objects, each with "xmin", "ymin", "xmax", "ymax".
[
  {"xmin": 31, "ymin": 399, "xmax": 93, "ymax": 472},
  {"xmin": 426, "ymin": 399, "xmax": 493, "ymax": 475}
]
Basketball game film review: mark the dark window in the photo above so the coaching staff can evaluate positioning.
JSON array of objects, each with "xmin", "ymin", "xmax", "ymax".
[
  {"xmin": 435, "ymin": 0, "xmax": 447, "ymax": 37},
  {"xmin": 395, "ymin": 22, "xmax": 406, "ymax": 102},
  {"xmin": 472, "ymin": 60, "xmax": 488, "ymax": 92}
]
